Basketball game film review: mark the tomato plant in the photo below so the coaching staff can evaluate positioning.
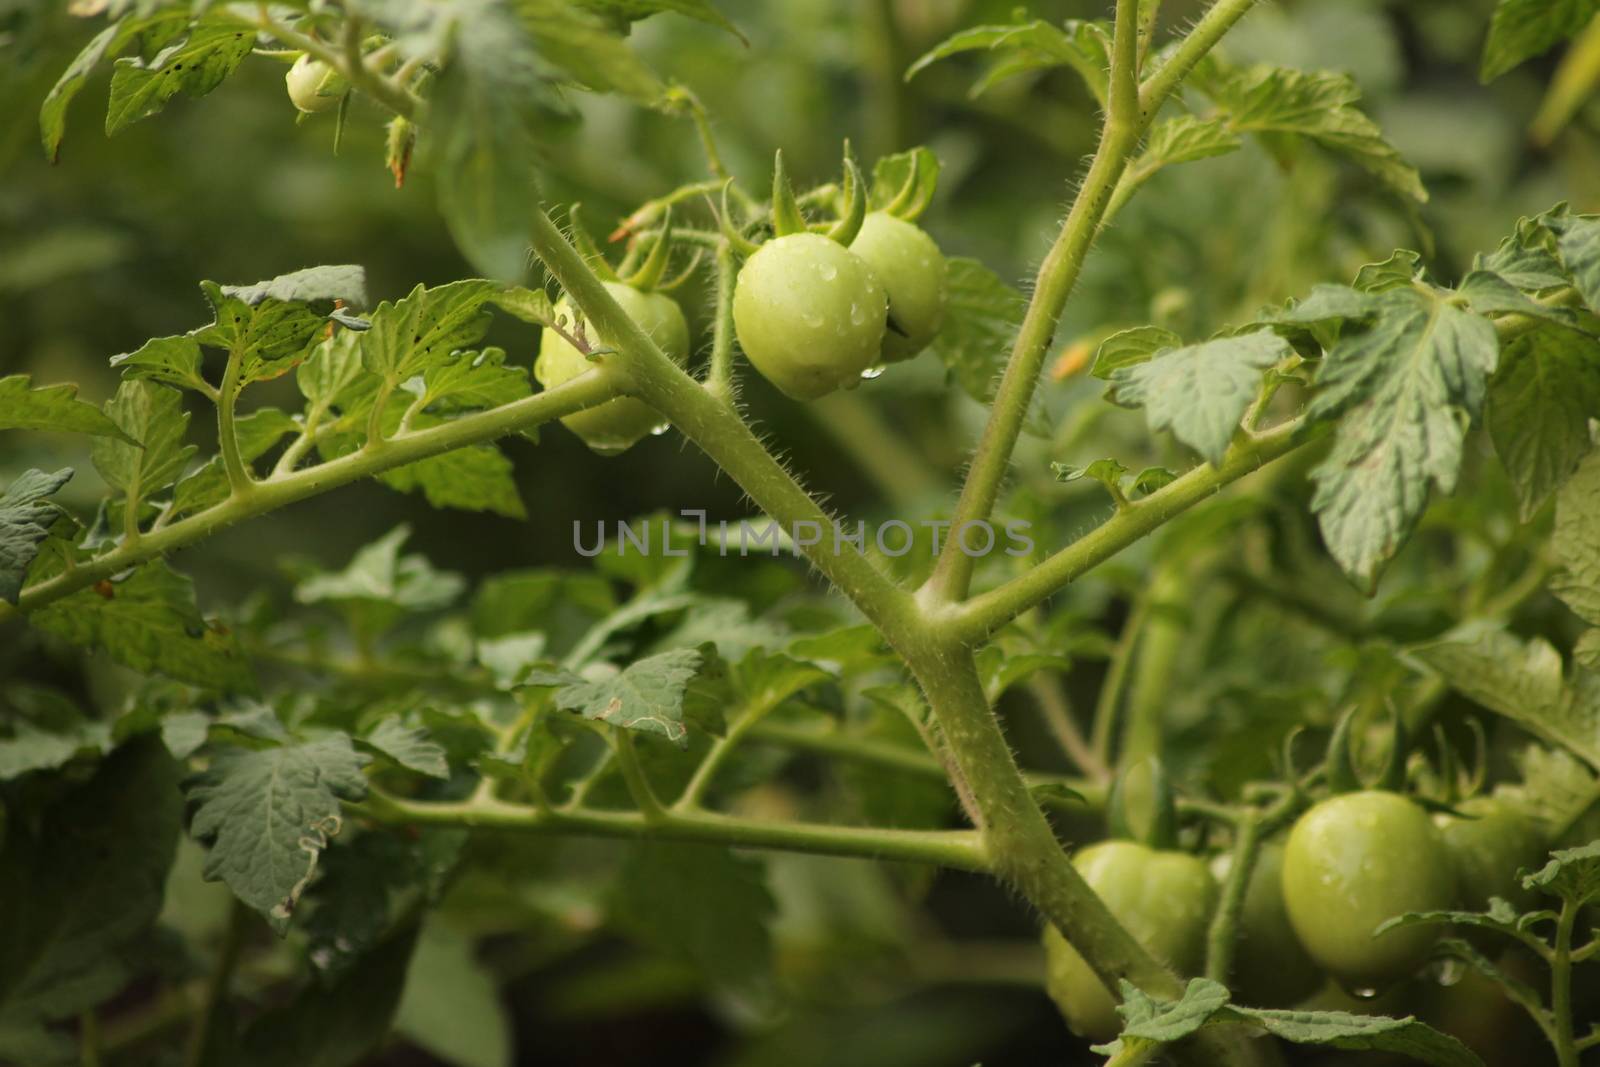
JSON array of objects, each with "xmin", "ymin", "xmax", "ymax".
[{"xmin": 3, "ymin": 1, "xmax": 1600, "ymax": 1066}]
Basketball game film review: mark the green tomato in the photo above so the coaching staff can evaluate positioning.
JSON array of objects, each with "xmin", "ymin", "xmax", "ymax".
[
  {"xmin": 1436, "ymin": 796, "xmax": 1547, "ymax": 912},
  {"xmin": 847, "ymin": 212, "xmax": 946, "ymax": 364},
  {"xmin": 1282, "ymin": 791, "xmax": 1458, "ymax": 990},
  {"xmin": 732, "ymin": 233, "xmax": 886, "ymax": 400},
  {"xmin": 534, "ymin": 281, "xmax": 689, "ymax": 456},
  {"xmin": 286, "ymin": 54, "xmax": 338, "ymax": 113},
  {"xmin": 1212, "ymin": 841, "xmax": 1323, "ymax": 1007},
  {"xmin": 1042, "ymin": 840, "xmax": 1217, "ymax": 1040}
]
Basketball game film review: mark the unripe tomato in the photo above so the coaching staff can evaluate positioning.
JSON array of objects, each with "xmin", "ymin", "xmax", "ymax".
[
  {"xmin": 1436, "ymin": 796, "xmax": 1546, "ymax": 912},
  {"xmin": 1282, "ymin": 791, "xmax": 1457, "ymax": 990},
  {"xmin": 847, "ymin": 212, "xmax": 945, "ymax": 364},
  {"xmin": 535, "ymin": 282, "xmax": 689, "ymax": 456},
  {"xmin": 285, "ymin": 54, "xmax": 338, "ymax": 113},
  {"xmin": 1042, "ymin": 840, "xmax": 1217, "ymax": 1040},
  {"xmin": 732, "ymin": 233, "xmax": 886, "ymax": 400},
  {"xmin": 1211, "ymin": 841, "xmax": 1323, "ymax": 1007}
]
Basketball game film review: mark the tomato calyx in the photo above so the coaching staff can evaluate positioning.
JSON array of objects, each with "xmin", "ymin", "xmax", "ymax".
[{"xmin": 1325, "ymin": 705, "xmax": 1408, "ymax": 795}]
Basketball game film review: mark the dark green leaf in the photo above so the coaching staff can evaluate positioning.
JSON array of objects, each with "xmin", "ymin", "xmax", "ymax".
[
  {"xmin": 186, "ymin": 735, "xmax": 371, "ymax": 934},
  {"xmin": 32, "ymin": 560, "xmax": 253, "ymax": 691},
  {"xmin": 1481, "ymin": 0, "xmax": 1599, "ymax": 81},
  {"xmin": 0, "ymin": 469, "xmax": 73, "ymax": 605},
  {"xmin": 544, "ymin": 648, "xmax": 702, "ymax": 745},
  {"xmin": 1487, "ymin": 324, "xmax": 1600, "ymax": 520},
  {"xmin": 930, "ymin": 257, "xmax": 1025, "ymax": 403}
]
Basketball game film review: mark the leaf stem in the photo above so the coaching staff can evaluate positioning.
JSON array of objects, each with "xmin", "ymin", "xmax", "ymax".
[
  {"xmin": 1553, "ymin": 898, "xmax": 1580, "ymax": 1067},
  {"xmin": 613, "ymin": 729, "xmax": 665, "ymax": 821},
  {"xmin": 703, "ymin": 239, "xmax": 738, "ymax": 406},
  {"xmin": 922, "ymin": 0, "xmax": 1146, "ymax": 603},
  {"xmin": 354, "ymin": 789, "xmax": 990, "ymax": 870},
  {"xmin": 7, "ymin": 372, "xmax": 618, "ymax": 617},
  {"xmin": 948, "ymin": 418, "xmax": 1323, "ymax": 644},
  {"xmin": 217, "ymin": 342, "xmax": 252, "ymax": 496}
]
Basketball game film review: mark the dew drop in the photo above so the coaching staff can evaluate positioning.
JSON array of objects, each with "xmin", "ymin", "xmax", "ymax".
[
  {"xmin": 860, "ymin": 364, "xmax": 885, "ymax": 380},
  {"xmin": 802, "ymin": 310, "xmax": 824, "ymax": 329},
  {"xmin": 1348, "ymin": 987, "xmax": 1379, "ymax": 1001},
  {"xmin": 649, "ymin": 420, "xmax": 671, "ymax": 436},
  {"xmin": 849, "ymin": 302, "xmax": 868, "ymax": 325},
  {"xmin": 818, "ymin": 263, "xmax": 838, "ymax": 281}
]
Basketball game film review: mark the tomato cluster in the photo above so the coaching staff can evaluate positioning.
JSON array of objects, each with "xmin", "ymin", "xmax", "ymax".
[
  {"xmin": 733, "ymin": 212, "xmax": 946, "ymax": 399},
  {"xmin": 1043, "ymin": 786, "xmax": 1552, "ymax": 1039}
]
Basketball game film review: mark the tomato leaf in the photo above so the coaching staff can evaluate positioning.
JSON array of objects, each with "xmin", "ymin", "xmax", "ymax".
[
  {"xmin": 0, "ymin": 468, "xmax": 73, "ymax": 605},
  {"xmin": 186, "ymin": 734, "xmax": 371, "ymax": 934},
  {"xmin": 1481, "ymin": 0, "xmax": 1600, "ymax": 82},
  {"xmin": 0, "ymin": 374, "xmax": 139, "ymax": 442},
  {"xmin": 1488, "ymin": 326, "xmax": 1600, "ymax": 521}
]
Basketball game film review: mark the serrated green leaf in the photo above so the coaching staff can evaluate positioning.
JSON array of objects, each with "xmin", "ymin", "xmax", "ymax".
[
  {"xmin": 1052, "ymin": 457, "xmax": 1129, "ymax": 491},
  {"xmin": 0, "ymin": 375, "xmax": 137, "ymax": 442},
  {"xmin": 298, "ymin": 328, "xmax": 378, "ymax": 412},
  {"xmin": 930, "ymin": 257, "xmax": 1025, "ymax": 403},
  {"xmin": 32, "ymin": 560, "xmax": 253, "ymax": 691},
  {"xmin": 362, "ymin": 719, "xmax": 450, "ymax": 780},
  {"xmin": 0, "ymin": 738, "xmax": 180, "ymax": 1029},
  {"xmin": 906, "ymin": 19, "xmax": 1111, "ymax": 105},
  {"xmin": 477, "ymin": 631, "xmax": 549, "ymax": 689},
  {"xmin": 1479, "ymin": 208, "xmax": 1573, "ymax": 292},
  {"xmin": 517, "ymin": 0, "xmax": 664, "ymax": 101},
  {"xmin": 1091, "ymin": 325, "xmax": 1183, "ymax": 380},
  {"xmin": 545, "ymin": 648, "xmax": 702, "ymax": 745},
  {"xmin": 1523, "ymin": 840, "xmax": 1600, "ymax": 905},
  {"xmin": 1481, "ymin": 0, "xmax": 1599, "ymax": 81},
  {"xmin": 377, "ymin": 421, "xmax": 527, "ymax": 519},
  {"xmin": 1194, "ymin": 62, "xmax": 1426, "ymax": 202},
  {"xmin": 91, "ymin": 379, "xmax": 194, "ymax": 514},
  {"xmin": 296, "ymin": 525, "xmax": 465, "ymax": 642},
  {"xmin": 191, "ymin": 280, "xmax": 332, "ymax": 384},
  {"xmin": 1307, "ymin": 289, "xmax": 1500, "ymax": 588},
  {"xmin": 0, "ymin": 469, "xmax": 73, "ymax": 605},
  {"xmin": 105, "ymin": 20, "xmax": 253, "ymax": 135},
  {"xmin": 1224, "ymin": 1005, "xmax": 1482, "ymax": 1066},
  {"xmin": 1553, "ymin": 451, "xmax": 1600, "ymax": 626},
  {"xmin": 1118, "ymin": 116, "xmax": 1241, "ymax": 195},
  {"xmin": 1488, "ymin": 325, "xmax": 1600, "ymax": 520},
  {"xmin": 109, "ymin": 334, "xmax": 208, "ymax": 392},
  {"xmin": 361, "ymin": 281, "xmax": 500, "ymax": 381},
  {"xmin": 1555, "ymin": 212, "xmax": 1600, "ymax": 312},
  {"xmin": 1412, "ymin": 624, "xmax": 1600, "ymax": 768},
  {"xmin": 401, "ymin": 346, "xmax": 532, "ymax": 413},
  {"xmin": 187, "ymin": 735, "xmax": 370, "ymax": 933},
  {"xmin": 39, "ymin": 11, "xmax": 189, "ymax": 160},
  {"xmin": 1110, "ymin": 330, "xmax": 1289, "ymax": 464}
]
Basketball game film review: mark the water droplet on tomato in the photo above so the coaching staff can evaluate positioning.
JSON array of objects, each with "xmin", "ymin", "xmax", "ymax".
[{"xmin": 860, "ymin": 364, "xmax": 885, "ymax": 380}]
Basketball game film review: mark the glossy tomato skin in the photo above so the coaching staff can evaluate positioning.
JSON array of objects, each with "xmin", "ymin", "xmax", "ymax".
[
  {"xmin": 535, "ymin": 282, "xmax": 689, "ymax": 456},
  {"xmin": 1436, "ymin": 796, "xmax": 1547, "ymax": 912},
  {"xmin": 732, "ymin": 233, "xmax": 887, "ymax": 400},
  {"xmin": 1282, "ymin": 791, "xmax": 1457, "ymax": 990},
  {"xmin": 286, "ymin": 54, "xmax": 338, "ymax": 113},
  {"xmin": 1212, "ymin": 841, "xmax": 1323, "ymax": 1007},
  {"xmin": 1043, "ymin": 840, "xmax": 1217, "ymax": 1040},
  {"xmin": 848, "ymin": 213, "xmax": 945, "ymax": 364}
]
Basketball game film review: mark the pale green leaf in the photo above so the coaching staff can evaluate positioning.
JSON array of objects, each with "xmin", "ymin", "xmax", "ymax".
[
  {"xmin": 1553, "ymin": 452, "xmax": 1600, "ymax": 626},
  {"xmin": 1091, "ymin": 326, "xmax": 1182, "ymax": 380},
  {"xmin": 1110, "ymin": 330, "xmax": 1289, "ymax": 464},
  {"xmin": 0, "ymin": 375, "xmax": 137, "ymax": 442},
  {"xmin": 361, "ymin": 281, "xmax": 500, "ymax": 381},
  {"xmin": 1481, "ymin": 0, "xmax": 1599, "ymax": 81},
  {"xmin": 362, "ymin": 719, "xmax": 450, "ymax": 780},
  {"xmin": 394, "ymin": 922, "xmax": 511, "ymax": 1067},
  {"xmin": 91, "ymin": 379, "xmax": 195, "ymax": 513},
  {"xmin": 543, "ymin": 648, "xmax": 702, "ymax": 745}
]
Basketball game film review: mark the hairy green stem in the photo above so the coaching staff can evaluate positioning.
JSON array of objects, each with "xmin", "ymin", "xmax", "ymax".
[
  {"xmin": 525, "ymin": 207, "xmax": 919, "ymax": 638},
  {"xmin": 5, "ymin": 372, "xmax": 617, "ymax": 617},
  {"xmin": 1091, "ymin": 594, "xmax": 1152, "ymax": 769},
  {"xmin": 704, "ymin": 240, "xmax": 738, "ymax": 406},
  {"xmin": 922, "ymin": 0, "xmax": 1146, "ymax": 603},
  {"xmin": 1119, "ymin": 563, "xmax": 1191, "ymax": 770},
  {"xmin": 355, "ymin": 790, "xmax": 989, "ymax": 870},
  {"xmin": 949, "ymin": 418, "xmax": 1322, "ymax": 643},
  {"xmin": 1138, "ymin": 0, "xmax": 1263, "ymax": 119},
  {"xmin": 613, "ymin": 729, "xmax": 665, "ymax": 820},
  {"xmin": 1554, "ymin": 898, "xmax": 1580, "ymax": 1067}
]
